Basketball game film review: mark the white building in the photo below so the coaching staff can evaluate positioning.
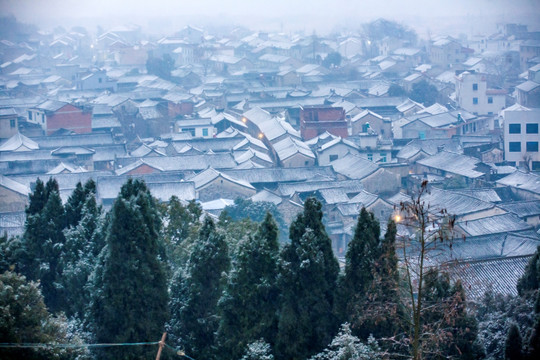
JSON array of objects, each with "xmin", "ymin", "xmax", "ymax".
[
  {"xmin": 455, "ymin": 71, "xmax": 506, "ymax": 115},
  {"xmin": 503, "ymin": 109, "xmax": 540, "ymax": 170}
]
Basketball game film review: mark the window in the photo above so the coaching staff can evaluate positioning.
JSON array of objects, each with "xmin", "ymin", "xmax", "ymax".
[
  {"xmin": 488, "ymin": 97, "xmax": 493, "ymax": 104},
  {"xmin": 526, "ymin": 123, "xmax": 539, "ymax": 134},
  {"xmin": 367, "ymin": 153, "xmax": 373, "ymax": 161},
  {"xmin": 419, "ymin": 131, "xmax": 426, "ymax": 139},
  {"xmin": 98, "ymin": 78, "xmax": 102, "ymax": 83},
  {"xmin": 28, "ymin": 111, "xmax": 32, "ymax": 120},
  {"xmin": 509, "ymin": 142, "xmax": 521, "ymax": 152},
  {"xmin": 509, "ymin": 124, "xmax": 521, "ymax": 134},
  {"xmin": 526, "ymin": 142, "xmax": 539, "ymax": 152},
  {"xmin": 472, "ymin": 83, "xmax": 478, "ymax": 91},
  {"xmin": 10, "ymin": 119, "xmax": 15, "ymax": 128},
  {"xmin": 202, "ymin": 128, "xmax": 209, "ymax": 137},
  {"xmin": 473, "ymin": 97, "xmax": 478, "ymax": 105},
  {"xmin": 181, "ymin": 128, "xmax": 195, "ymax": 136},
  {"xmin": 488, "ymin": 112, "xmax": 493, "ymax": 115},
  {"xmin": 380, "ymin": 153, "xmax": 387, "ymax": 162},
  {"xmin": 329, "ymin": 154, "xmax": 338, "ymax": 162}
]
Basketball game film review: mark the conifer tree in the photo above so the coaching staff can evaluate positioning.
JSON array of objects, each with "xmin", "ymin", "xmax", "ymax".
[
  {"xmin": 61, "ymin": 194, "xmax": 104, "ymax": 319},
  {"xmin": 91, "ymin": 179, "xmax": 168, "ymax": 360},
  {"xmin": 168, "ymin": 216, "xmax": 230, "ymax": 360},
  {"xmin": 217, "ymin": 212, "xmax": 280, "ymax": 359},
  {"xmin": 354, "ymin": 219, "xmax": 405, "ymax": 342},
  {"xmin": 506, "ymin": 323, "xmax": 523, "ymax": 360},
  {"xmin": 25, "ymin": 178, "xmax": 47, "ymax": 216},
  {"xmin": 337, "ymin": 207, "xmax": 381, "ymax": 328},
  {"xmin": 421, "ymin": 269, "xmax": 484, "ymax": 359},
  {"xmin": 64, "ymin": 179, "xmax": 96, "ymax": 229},
  {"xmin": 22, "ymin": 178, "xmax": 66, "ymax": 313},
  {"xmin": 517, "ymin": 245, "xmax": 540, "ymax": 297},
  {"xmin": 0, "ymin": 271, "xmax": 89, "ymax": 360},
  {"xmin": 276, "ymin": 198, "xmax": 339, "ymax": 360}
]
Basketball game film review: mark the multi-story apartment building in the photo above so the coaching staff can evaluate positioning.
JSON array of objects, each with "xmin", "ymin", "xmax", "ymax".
[
  {"xmin": 504, "ymin": 109, "xmax": 540, "ymax": 170},
  {"xmin": 456, "ymin": 71, "xmax": 506, "ymax": 115}
]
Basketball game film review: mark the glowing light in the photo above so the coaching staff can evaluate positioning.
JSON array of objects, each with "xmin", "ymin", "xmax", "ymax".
[
  {"xmin": 242, "ymin": 117, "xmax": 247, "ymax": 123},
  {"xmin": 258, "ymin": 133, "xmax": 264, "ymax": 139},
  {"xmin": 394, "ymin": 214, "xmax": 401, "ymax": 222}
]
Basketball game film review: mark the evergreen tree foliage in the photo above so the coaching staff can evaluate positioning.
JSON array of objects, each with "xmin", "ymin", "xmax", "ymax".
[
  {"xmin": 527, "ymin": 294, "xmax": 540, "ymax": 359},
  {"xmin": 354, "ymin": 219, "xmax": 405, "ymax": 343},
  {"xmin": 276, "ymin": 198, "xmax": 339, "ymax": 360},
  {"xmin": 517, "ymin": 246, "xmax": 540, "ymax": 297},
  {"xmin": 241, "ymin": 339, "xmax": 275, "ymax": 360},
  {"xmin": 338, "ymin": 208, "xmax": 381, "ymax": 329},
  {"xmin": 309, "ymin": 323, "xmax": 382, "ymax": 360},
  {"xmin": 409, "ymin": 80, "xmax": 439, "ymax": 106},
  {"xmin": 505, "ymin": 323, "xmax": 523, "ymax": 360},
  {"xmin": 217, "ymin": 212, "xmax": 280, "ymax": 359},
  {"xmin": 61, "ymin": 194, "xmax": 104, "ymax": 319},
  {"xmin": 223, "ymin": 198, "xmax": 288, "ymax": 239},
  {"xmin": 168, "ymin": 216, "xmax": 230, "ymax": 360},
  {"xmin": 162, "ymin": 196, "xmax": 202, "ymax": 269},
  {"xmin": 421, "ymin": 269, "xmax": 484, "ymax": 359},
  {"xmin": 388, "ymin": 83, "xmax": 407, "ymax": 97},
  {"xmin": 477, "ymin": 291, "xmax": 535, "ymax": 360},
  {"xmin": 0, "ymin": 271, "xmax": 90, "ymax": 360},
  {"xmin": 22, "ymin": 178, "xmax": 67, "ymax": 313},
  {"xmin": 64, "ymin": 179, "xmax": 96, "ymax": 229},
  {"xmin": 25, "ymin": 178, "xmax": 47, "ymax": 216},
  {"xmin": 91, "ymin": 179, "xmax": 168, "ymax": 360}
]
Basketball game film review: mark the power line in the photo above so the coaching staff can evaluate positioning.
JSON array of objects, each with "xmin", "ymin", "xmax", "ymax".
[
  {"xmin": 0, "ymin": 340, "xmax": 197, "ymax": 359},
  {"xmin": 0, "ymin": 341, "xmax": 160, "ymax": 349}
]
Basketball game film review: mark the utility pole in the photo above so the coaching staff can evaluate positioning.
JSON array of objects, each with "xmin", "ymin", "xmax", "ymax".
[{"xmin": 155, "ymin": 332, "xmax": 167, "ymax": 360}]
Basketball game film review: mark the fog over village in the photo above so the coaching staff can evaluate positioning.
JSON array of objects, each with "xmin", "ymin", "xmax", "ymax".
[{"xmin": 1, "ymin": 0, "xmax": 540, "ymax": 359}]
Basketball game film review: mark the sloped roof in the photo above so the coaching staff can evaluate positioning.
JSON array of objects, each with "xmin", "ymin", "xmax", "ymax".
[
  {"xmin": 389, "ymin": 187, "xmax": 495, "ymax": 217},
  {"xmin": 457, "ymin": 213, "xmax": 532, "ymax": 237},
  {"xmin": 417, "ymin": 151, "xmax": 485, "ymax": 179},
  {"xmin": 189, "ymin": 167, "xmax": 255, "ymax": 190},
  {"xmin": 277, "ymin": 179, "xmax": 363, "ymax": 197},
  {"xmin": 34, "ymin": 99, "xmax": 68, "ymax": 112},
  {"xmin": 223, "ymin": 166, "xmax": 337, "ymax": 184},
  {"xmin": 0, "ymin": 133, "xmax": 39, "ymax": 152},
  {"xmin": 250, "ymin": 189, "xmax": 283, "ymax": 205},
  {"xmin": 115, "ymin": 159, "xmax": 164, "ymax": 175},
  {"xmin": 330, "ymin": 153, "xmax": 379, "ymax": 179},
  {"xmin": 47, "ymin": 162, "xmax": 87, "ymax": 174},
  {"xmin": 396, "ymin": 138, "xmax": 462, "ymax": 160},
  {"xmin": 0, "ymin": 175, "xmax": 30, "ymax": 195},
  {"xmin": 273, "ymin": 136, "xmax": 315, "ymax": 162},
  {"xmin": 497, "ymin": 171, "xmax": 540, "ymax": 195},
  {"xmin": 500, "ymin": 201, "xmax": 540, "ymax": 218}
]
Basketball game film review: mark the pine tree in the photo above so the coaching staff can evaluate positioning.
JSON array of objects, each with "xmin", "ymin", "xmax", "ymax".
[
  {"xmin": 61, "ymin": 194, "xmax": 104, "ymax": 319},
  {"xmin": 276, "ymin": 197, "xmax": 339, "ymax": 360},
  {"xmin": 421, "ymin": 269, "xmax": 484, "ymax": 359},
  {"xmin": 0, "ymin": 271, "xmax": 89, "ymax": 360},
  {"xmin": 38, "ymin": 188, "xmax": 67, "ymax": 313},
  {"xmin": 91, "ymin": 179, "xmax": 168, "ymax": 360},
  {"xmin": 26, "ymin": 178, "xmax": 47, "ymax": 216},
  {"xmin": 162, "ymin": 196, "xmax": 202, "ymax": 269},
  {"xmin": 517, "ymin": 245, "xmax": 540, "ymax": 297},
  {"xmin": 505, "ymin": 323, "xmax": 523, "ymax": 360},
  {"xmin": 354, "ymin": 219, "xmax": 405, "ymax": 342},
  {"xmin": 337, "ymin": 207, "xmax": 381, "ymax": 330},
  {"xmin": 217, "ymin": 212, "xmax": 280, "ymax": 359},
  {"xmin": 168, "ymin": 216, "xmax": 230, "ymax": 360},
  {"xmin": 310, "ymin": 323, "xmax": 382, "ymax": 360},
  {"xmin": 64, "ymin": 179, "xmax": 96, "ymax": 229},
  {"xmin": 22, "ymin": 178, "xmax": 67, "ymax": 313}
]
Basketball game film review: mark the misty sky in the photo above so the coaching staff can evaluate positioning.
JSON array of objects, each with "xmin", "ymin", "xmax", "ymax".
[{"xmin": 2, "ymin": 0, "xmax": 540, "ymax": 37}]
